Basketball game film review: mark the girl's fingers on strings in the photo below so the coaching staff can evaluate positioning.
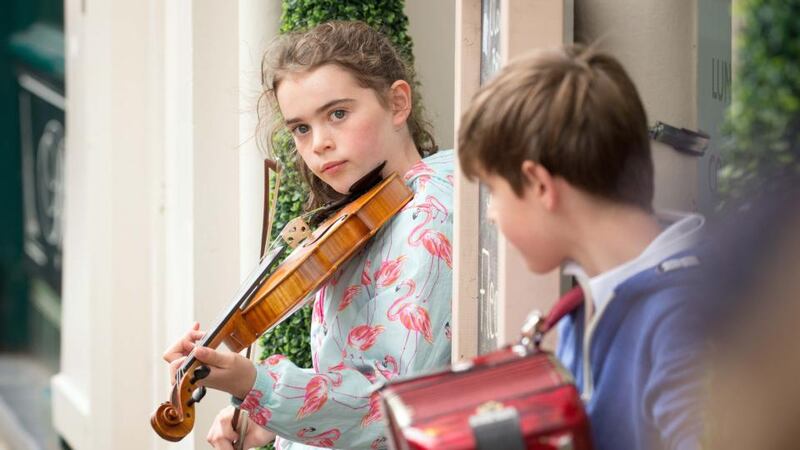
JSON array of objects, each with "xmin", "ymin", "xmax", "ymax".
[
  {"xmin": 162, "ymin": 323, "xmax": 205, "ymax": 363},
  {"xmin": 182, "ymin": 322, "xmax": 206, "ymax": 347},
  {"xmin": 193, "ymin": 347, "xmax": 231, "ymax": 368},
  {"xmin": 169, "ymin": 356, "xmax": 186, "ymax": 383}
]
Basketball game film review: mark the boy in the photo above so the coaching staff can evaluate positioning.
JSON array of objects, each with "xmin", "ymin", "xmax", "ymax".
[{"xmin": 457, "ymin": 45, "xmax": 706, "ymax": 450}]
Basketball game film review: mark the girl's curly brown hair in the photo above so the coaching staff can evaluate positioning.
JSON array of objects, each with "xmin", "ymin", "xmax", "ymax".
[{"xmin": 258, "ymin": 20, "xmax": 438, "ymax": 210}]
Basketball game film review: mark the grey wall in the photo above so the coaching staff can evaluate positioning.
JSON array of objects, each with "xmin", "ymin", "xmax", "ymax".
[
  {"xmin": 406, "ymin": 0, "xmax": 457, "ymax": 151},
  {"xmin": 575, "ymin": 0, "xmax": 701, "ymax": 211}
]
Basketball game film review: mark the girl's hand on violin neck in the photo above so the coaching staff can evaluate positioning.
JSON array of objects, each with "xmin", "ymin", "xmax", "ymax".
[
  {"xmin": 192, "ymin": 346, "xmax": 257, "ymax": 399},
  {"xmin": 207, "ymin": 406, "xmax": 276, "ymax": 450},
  {"xmin": 162, "ymin": 321, "xmax": 206, "ymax": 382}
]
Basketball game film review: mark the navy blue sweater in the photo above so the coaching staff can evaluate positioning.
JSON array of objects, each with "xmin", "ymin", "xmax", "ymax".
[{"xmin": 557, "ymin": 252, "xmax": 707, "ymax": 450}]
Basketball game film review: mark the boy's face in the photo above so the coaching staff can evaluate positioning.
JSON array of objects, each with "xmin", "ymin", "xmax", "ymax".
[
  {"xmin": 276, "ymin": 64, "xmax": 401, "ymax": 195},
  {"xmin": 481, "ymin": 168, "xmax": 566, "ymax": 274}
]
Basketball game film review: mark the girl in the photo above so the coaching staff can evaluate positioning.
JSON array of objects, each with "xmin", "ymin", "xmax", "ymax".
[{"xmin": 162, "ymin": 21, "xmax": 454, "ymax": 450}]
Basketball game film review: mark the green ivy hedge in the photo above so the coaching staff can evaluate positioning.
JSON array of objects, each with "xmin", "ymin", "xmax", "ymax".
[
  {"xmin": 256, "ymin": 3, "xmax": 414, "ymax": 447},
  {"xmin": 280, "ymin": 0, "xmax": 414, "ymax": 63},
  {"xmin": 257, "ymin": 131, "xmax": 313, "ymax": 370},
  {"xmin": 720, "ymin": 0, "xmax": 800, "ymax": 199}
]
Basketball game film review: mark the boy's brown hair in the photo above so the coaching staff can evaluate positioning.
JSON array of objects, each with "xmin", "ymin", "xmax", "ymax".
[
  {"xmin": 458, "ymin": 44, "xmax": 654, "ymax": 211},
  {"xmin": 260, "ymin": 20, "xmax": 437, "ymax": 209}
]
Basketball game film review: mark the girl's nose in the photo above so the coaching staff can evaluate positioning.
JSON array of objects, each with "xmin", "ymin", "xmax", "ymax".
[{"xmin": 312, "ymin": 128, "xmax": 334, "ymax": 154}]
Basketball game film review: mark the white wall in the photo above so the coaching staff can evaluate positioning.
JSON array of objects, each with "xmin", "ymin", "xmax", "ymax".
[
  {"xmin": 56, "ymin": 1, "xmax": 279, "ymax": 448},
  {"xmin": 56, "ymin": 0, "xmax": 167, "ymax": 447}
]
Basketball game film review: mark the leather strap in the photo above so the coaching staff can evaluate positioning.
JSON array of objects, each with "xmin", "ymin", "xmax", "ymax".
[{"xmin": 539, "ymin": 286, "xmax": 584, "ymax": 336}]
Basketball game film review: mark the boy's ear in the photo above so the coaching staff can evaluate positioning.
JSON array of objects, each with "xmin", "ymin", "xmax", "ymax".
[
  {"xmin": 389, "ymin": 80, "xmax": 412, "ymax": 126},
  {"xmin": 521, "ymin": 160, "xmax": 557, "ymax": 211}
]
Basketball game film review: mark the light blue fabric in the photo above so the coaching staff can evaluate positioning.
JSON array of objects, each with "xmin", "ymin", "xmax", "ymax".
[{"xmin": 237, "ymin": 150, "xmax": 454, "ymax": 450}]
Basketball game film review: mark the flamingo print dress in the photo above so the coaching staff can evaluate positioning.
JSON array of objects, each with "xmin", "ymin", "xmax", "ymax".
[{"xmin": 235, "ymin": 150, "xmax": 454, "ymax": 449}]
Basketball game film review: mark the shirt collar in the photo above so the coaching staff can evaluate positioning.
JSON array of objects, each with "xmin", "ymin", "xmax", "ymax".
[{"xmin": 564, "ymin": 211, "xmax": 705, "ymax": 314}]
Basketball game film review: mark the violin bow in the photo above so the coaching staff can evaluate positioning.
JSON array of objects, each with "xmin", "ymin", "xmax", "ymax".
[{"xmin": 232, "ymin": 158, "xmax": 281, "ymax": 450}]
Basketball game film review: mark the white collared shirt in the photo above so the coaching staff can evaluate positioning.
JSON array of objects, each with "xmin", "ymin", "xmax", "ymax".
[{"xmin": 564, "ymin": 211, "xmax": 705, "ymax": 318}]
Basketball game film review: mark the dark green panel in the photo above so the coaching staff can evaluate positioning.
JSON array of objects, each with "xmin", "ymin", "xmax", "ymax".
[{"xmin": 0, "ymin": 0, "xmax": 63, "ymax": 351}]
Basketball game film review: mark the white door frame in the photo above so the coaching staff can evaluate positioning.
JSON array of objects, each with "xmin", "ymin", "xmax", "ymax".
[
  {"xmin": 452, "ymin": 0, "xmax": 573, "ymax": 362},
  {"xmin": 54, "ymin": 1, "xmax": 279, "ymax": 448}
]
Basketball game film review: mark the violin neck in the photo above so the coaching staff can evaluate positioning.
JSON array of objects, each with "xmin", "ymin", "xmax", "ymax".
[{"xmin": 180, "ymin": 245, "xmax": 285, "ymax": 372}]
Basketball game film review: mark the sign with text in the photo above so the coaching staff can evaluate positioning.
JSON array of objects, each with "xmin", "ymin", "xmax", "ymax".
[{"xmin": 697, "ymin": 0, "xmax": 732, "ymax": 212}]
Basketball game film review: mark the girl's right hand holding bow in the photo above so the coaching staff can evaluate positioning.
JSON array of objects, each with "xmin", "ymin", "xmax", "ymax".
[{"xmin": 206, "ymin": 406, "xmax": 276, "ymax": 450}]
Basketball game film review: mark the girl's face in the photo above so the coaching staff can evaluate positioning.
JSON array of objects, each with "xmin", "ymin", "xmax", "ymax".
[{"xmin": 276, "ymin": 64, "xmax": 412, "ymax": 195}]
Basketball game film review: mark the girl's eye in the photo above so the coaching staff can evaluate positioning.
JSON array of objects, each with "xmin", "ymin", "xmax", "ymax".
[
  {"xmin": 292, "ymin": 124, "xmax": 310, "ymax": 136},
  {"xmin": 330, "ymin": 109, "xmax": 347, "ymax": 120}
]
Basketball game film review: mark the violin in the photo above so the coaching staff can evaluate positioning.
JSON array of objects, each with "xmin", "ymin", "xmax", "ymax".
[{"xmin": 151, "ymin": 170, "xmax": 413, "ymax": 442}]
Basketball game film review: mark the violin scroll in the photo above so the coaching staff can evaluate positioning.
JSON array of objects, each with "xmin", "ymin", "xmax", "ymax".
[
  {"xmin": 150, "ymin": 399, "xmax": 195, "ymax": 442},
  {"xmin": 150, "ymin": 360, "xmax": 214, "ymax": 441}
]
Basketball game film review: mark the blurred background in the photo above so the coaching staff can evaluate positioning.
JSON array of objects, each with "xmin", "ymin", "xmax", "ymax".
[{"xmin": 0, "ymin": 0, "xmax": 63, "ymax": 448}]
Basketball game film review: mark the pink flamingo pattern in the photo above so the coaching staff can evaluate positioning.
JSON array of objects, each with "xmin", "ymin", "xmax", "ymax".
[
  {"xmin": 236, "ymin": 150, "xmax": 454, "ymax": 450},
  {"xmin": 374, "ymin": 255, "xmax": 405, "ymax": 288},
  {"xmin": 388, "ymin": 280, "xmax": 433, "ymax": 343},
  {"xmin": 347, "ymin": 324, "xmax": 385, "ymax": 351},
  {"xmin": 408, "ymin": 195, "xmax": 452, "ymax": 303},
  {"xmin": 371, "ymin": 437, "xmax": 388, "ymax": 449},
  {"xmin": 241, "ymin": 390, "xmax": 273, "ymax": 426},
  {"xmin": 388, "ymin": 279, "xmax": 433, "ymax": 372},
  {"xmin": 337, "ymin": 285, "xmax": 362, "ymax": 311},
  {"xmin": 404, "ymin": 158, "xmax": 435, "ymax": 190},
  {"xmin": 250, "ymin": 406, "xmax": 272, "ymax": 427},
  {"xmin": 296, "ymin": 427, "xmax": 341, "ymax": 447},
  {"xmin": 361, "ymin": 393, "xmax": 383, "ymax": 427},
  {"xmin": 311, "ymin": 285, "xmax": 327, "ymax": 326},
  {"xmin": 265, "ymin": 354, "xmax": 286, "ymax": 366},
  {"xmin": 376, "ymin": 355, "xmax": 400, "ymax": 380},
  {"xmin": 294, "ymin": 371, "xmax": 343, "ymax": 419}
]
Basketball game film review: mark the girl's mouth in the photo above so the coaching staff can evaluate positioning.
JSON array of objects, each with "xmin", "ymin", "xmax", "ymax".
[{"xmin": 321, "ymin": 161, "xmax": 347, "ymax": 174}]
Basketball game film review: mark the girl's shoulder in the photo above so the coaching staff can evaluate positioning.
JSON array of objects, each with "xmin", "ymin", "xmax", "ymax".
[
  {"xmin": 398, "ymin": 150, "xmax": 454, "ymax": 223},
  {"xmin": 403, "ymin": 149, "xmax": 455, "ymax": 188},
  {"xmin": 422, "ymin": 148, "xmax": 454, "ymax": 168}
]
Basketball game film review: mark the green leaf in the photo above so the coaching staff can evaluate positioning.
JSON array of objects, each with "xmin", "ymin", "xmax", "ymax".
[{"xmin": 720, "ymin": 0, "xmax": 800, "ymax": 201}]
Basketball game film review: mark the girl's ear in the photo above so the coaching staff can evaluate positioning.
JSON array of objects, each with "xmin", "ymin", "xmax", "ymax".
[
  {"xmin": 388, "ymin": 80, "xmax": 412, "ymax": 127},
  {"xmin": 521, "ymin": 160, "xmax": 558, "ymax": 211}
]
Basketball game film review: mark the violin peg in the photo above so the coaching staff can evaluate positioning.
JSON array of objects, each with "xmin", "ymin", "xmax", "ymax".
[
  {"xmin": 280, "ymin": 217, "xmax": 312, "ymax": 249},
  {"xmin": 190, "ymin": 365, "xmax": 210, "ymax": 384},
  {"xmin": 187, "ymin": 386, "xmax": 207, "ymax": 406}
]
